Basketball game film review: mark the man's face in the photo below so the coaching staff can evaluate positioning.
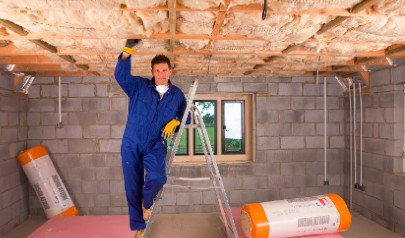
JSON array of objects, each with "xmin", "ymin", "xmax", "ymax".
[{"xmin": 152, "ymin": 63, "xmax": 172, "ymax": 86}]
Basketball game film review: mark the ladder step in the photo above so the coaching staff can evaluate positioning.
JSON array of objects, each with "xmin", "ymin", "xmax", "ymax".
[
  {"xmin": 164, "ymin": 184, "xmax": 221, "ymax": 191},
  {"xmin": 168, "ymin": 176, "xmax": 210, "ymax": 181},
  {"xmin": 185, "ymin": 124, "xmax": 201, "ymax": 129}
]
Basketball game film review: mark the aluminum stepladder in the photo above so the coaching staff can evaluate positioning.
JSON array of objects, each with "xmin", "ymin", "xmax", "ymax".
[{"xmin": 144, "ymin": 79, "xmax": 239, "ymax": 238}]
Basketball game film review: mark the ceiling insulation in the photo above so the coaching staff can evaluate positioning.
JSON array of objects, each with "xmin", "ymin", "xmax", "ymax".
[{"xmin": 0, "ymin": 0, "xmax": 405, "ymax": 77}]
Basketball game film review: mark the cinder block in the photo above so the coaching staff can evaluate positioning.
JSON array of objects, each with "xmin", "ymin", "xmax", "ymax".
[
  {"xmin": 292, "ymin": 149, "xmax": 320, "ymax": 162},
  {"xmin": 27, "ymin": 126, "xmax": 55, "ymax": 140},
  {"xmin": 96, "ymin": 85, "xmax": 109, "ymax": 97},
  {"xmin": 291, "ymin": 97, "xmax": 316, "ymax": 109},
  {"xmin": 0, "ymin": 127, "xmax": 18, "ymax": 143},
  {"xmin": 61, "ymin": 98, "xmax": 83, "ymax": 112},
  {"xmin": 330, "ymin": 136, "xmax": 344, "ymax": 148},
  {"xmin": 268, "ymin": 83, "xmax": 278, "ymax": 95},
  {"xmin": 259, "ymin": 124, "xmax": 291, "ymax": 136},
  {"xmin": 40, "ymin": 112, "xmax": 68, "ymax": 126},
  {"xmin": 281, "ymin": 163, "xmax": 306, "ymax": 175},
  {"xmin": 74, "ymin": 193, "xmax": 95, "ymax": 208},
  {"xmin": 257, "ymin": 137, "xmax": 280, "ymax": 150},
  {"xmin": 55, "ymin": 125, "xmax": 82, "ymax": 138},
  {"xmin": 111, "ymin": 125, "xmax": 125, "ymax": 138},
  {"xmin": 214, "ymin": 76, "xmax": 241, "ymax": 83},
  {"xmin": 370, "ymin": 69, "xmax": 390, "ymax": 87},
  {"xmin": 265, "ymin": 150, "xmax": 292, "ymax": 162},
  {"xmin": 365, "ymin": 108, "xmax": 385, "ymax": 123},
  {"xmin": 292, "ymin": 175, "xmax": 317, "ymax": 187},
  {"xmin": 35, "ymin": 77, "xmax": 55, "ymax": 84},
  {"xmin": 256, "ymin": 110, "xmax": 278, "ymax": 123},
  {"xmin": 160, "ymin": 191, "xmax": 176, "ymax": 205},
  {"xmin": 303, "ymin": 84, "xmax": 322, "ymax": 96},
  {"xmin": 327, "ymin": 83, "xmax": 343, "ymax": 96},
  {"xmin": 82, "ymin": 180, "xmax": 98, "ymax": 194},
  {"xmin": 391, "ymin": 66, "xmax": 405, "ymax": 84},
  {"xmin": 68, "ymin": 139, "xmax": 98, "ymax": 153},
  {"xmin": 305, "ymin": 136, "xmax": 324, "ymax": 148},
  {"xmin": 280, "ymin": 136, "xmax": 304, "ymax": 149},
  {"xmin": 292, "ymin": 77, "xmax": 315, "ymax": 83},
  {"xmin": 7, "ymin": 112, "xmax": 19, "ymax": 126},
  {"xmin": 268, "ymin": 176, "xmax": 293, "ymax": 188},
  {"xmin": 98, "ymin": 112, "xmax": 126, "ymax": 125},
  {"xmin": 305, "ymin": 110, "xmax": 324, "ymax": 122},
  {"xmin": 109, "ymin": 180, "xmax": 124, "ymax": 194},
  {"xmin": 68, "ymin": 112, "xmax": 98, "ymax": 125},
  {"xmin": 379, "ymin": 92, "xmax": 395, "ymax": 108},
  {"xmin": 315, "ymin": 97, "xmax": 342, "ymax": 110},
  {"xmin": 385, "ymin": 140, "xmax": 403, "ymax": 157},
  {"xmin": 252, "ymin": 163, "xmax": 280, "ymax": 175},
  {"xmin": 100, "ymin": 139, "xmax": 121, "ymax": 153},
  {"xmin": 279, "ymin": 110, "xmax": 304, "ymax": 122},
  {"xmin": 328, "ymin": 110, "xmax": 344, "ymax": 122},
  {"xmin": 266, "ymin": 97, "xmax": 290, "ymax": 110},
  {"xmin": 292, "ymin": 123, "xmax": 315, "ymax": 135},
  {"xmin": 243, "ymin": 83, "xmax": 268, "ymax": 93},
  {"xmin": 278, "ymin": 84, "xmax": 302, "ymax": 96},
  {"xmin": 280, "ymin": 187, "xmax": 305, "ymax": 199},
  {"xmin": 69, "ymin": 84, "xmax": 95, "ymax": 97},
  {"xmin": 28, "ymin": 84, "xmax": 41, "ymax": 98},
  {"xmin": 0, "ymin": 112, "xmax": 8, "ymax": 126},
  {"xmin": 83, "ymin": 76, "xmax": 112, "ymax": 83},
  {"xmin": 217, "ymin": 82, "xmax": 243, "ymax": 92},
  {"xmin": 111, "ymin": 97, "xmax": 127, "ymax": 111},
  {"xmin": 83, "ymin": 125, "xmax": 110, "ymax": 138},
  {"xmin": 82, "ymin": 98, "xmax": 109, "ymax": 111},
  {"xmin": 242, "ymin": 176, "xmax": 268, "ymax": 189},
  {"xmin": 41, "ymin": 85, "xmax": 68, "ymax": 98},
  {"xmin": 28, "ymin": 99, "xmax": 55, "ymax": 112}
]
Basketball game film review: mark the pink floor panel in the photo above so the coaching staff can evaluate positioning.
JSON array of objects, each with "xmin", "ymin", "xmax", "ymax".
[{"xmin": 28, "ymin": 207, "xmax": 342, "ymax": 238}]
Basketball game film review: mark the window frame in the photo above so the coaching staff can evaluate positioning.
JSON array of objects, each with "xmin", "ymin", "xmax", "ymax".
[
  {"xmin": 193, "ymin": 100, "xmax": 218, "ymax": 155},
  {"xmin": 221, "ymin": 100, "xmax": 245, "ymax": 155}
]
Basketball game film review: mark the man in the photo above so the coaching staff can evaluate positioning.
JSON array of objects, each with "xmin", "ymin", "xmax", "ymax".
[{"xmin": 114, "ymin": 39, "xmax": 187, "ymax": 238}]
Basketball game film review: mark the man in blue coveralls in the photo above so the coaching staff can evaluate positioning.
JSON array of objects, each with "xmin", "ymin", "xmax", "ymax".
[{"xmin": 115, "ymin": 39, "xmax": 187, "ymax": 238}]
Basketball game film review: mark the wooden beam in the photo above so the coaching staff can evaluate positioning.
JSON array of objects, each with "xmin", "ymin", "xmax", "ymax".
[
  {"xmin": 358, "ymin": 70, "xmax": 370, "ymax": 86},
  {"xmin": 36, "ymin": 71, "xmax": 97, "ymax": 77},
  {"xmin": 29, "ymin": 39, "xmax": 58, "ymax": 53},
  {"xmin": 350, "ymin": 0, "xmax": 382, "ymax": 13},
  {"xmin": 317, "ymin": 16, "xmax": 350, "ymax": 35},
  {"xmin": 0, "ymin": 19, "xmax": 28, "ymax": 36},
  {"xmin": 168, "ymin": 0, "xmax": 176, "ymax": 65}
]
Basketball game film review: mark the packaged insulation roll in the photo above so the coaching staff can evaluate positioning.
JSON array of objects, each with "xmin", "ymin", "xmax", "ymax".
[
  {"xmin": 17, "ymin": 145, "xmax": 79, "ymax": 218},
  {"xmin": 241, "ymin": 193, "xmax": 351, "ymax": 238}
]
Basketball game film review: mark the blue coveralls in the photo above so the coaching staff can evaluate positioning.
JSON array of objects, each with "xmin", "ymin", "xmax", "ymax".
[{"xmin": 114, "ymin": 54, "xmax": 187, "ymax": 230}]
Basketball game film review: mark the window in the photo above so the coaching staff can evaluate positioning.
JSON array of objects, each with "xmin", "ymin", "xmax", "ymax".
[{"xmin": 173, "ymin": 93, "xmax": 253, "ymax": 163}]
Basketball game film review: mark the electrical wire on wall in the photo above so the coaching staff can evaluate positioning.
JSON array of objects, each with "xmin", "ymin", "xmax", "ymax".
[{"xmin": 323, "ymin": 77, "xmax": 329, "ymax": 185}]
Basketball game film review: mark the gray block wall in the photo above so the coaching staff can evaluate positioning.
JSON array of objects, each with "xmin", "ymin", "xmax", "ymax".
[
  {"xmin": 26, "ymin": 75, "xmax": 345, "ymax": 216},
  {"xmin": 0, "ymin": 71, "xmax": 29, "ymax": 236},
  {"xmin": 344, "ymin": 66, "xmax": 405, "ymax": 236}
]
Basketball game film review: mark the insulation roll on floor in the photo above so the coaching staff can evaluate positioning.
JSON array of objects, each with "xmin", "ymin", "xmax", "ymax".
[
  {"xmin": 17, "ymin": 145, "xmax": 79, "ymax": 218},
  {"xmin": 241, "ymin": 193, "xmax": 351, "ymax": 238}
]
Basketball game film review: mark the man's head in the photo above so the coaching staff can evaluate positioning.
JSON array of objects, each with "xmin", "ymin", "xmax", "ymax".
[{"xmin": 151, "ymin": 54, "xmax": 172, "ymax": 86}]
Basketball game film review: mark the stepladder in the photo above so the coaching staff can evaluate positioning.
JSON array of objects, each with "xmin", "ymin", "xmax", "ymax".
[{"xmin": 143, "ymin": 79, "xmax": 239, "ymax": 238}]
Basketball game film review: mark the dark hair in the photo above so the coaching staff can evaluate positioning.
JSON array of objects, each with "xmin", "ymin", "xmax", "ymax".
[{"xmin": 151, "ymin": 54, "xmax": 171, "ymax": 69}]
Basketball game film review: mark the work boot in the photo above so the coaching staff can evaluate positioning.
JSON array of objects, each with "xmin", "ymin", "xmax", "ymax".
[
  {"xmin": 134, "ymin": 229, "xmax": 144, "ymax": 238},
  {"xmin": 143, "ymin": 205, "xmax": 153, "ymax": 221}
]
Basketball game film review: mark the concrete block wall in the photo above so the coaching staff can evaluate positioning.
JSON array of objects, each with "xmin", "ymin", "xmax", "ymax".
[
  {"xmin": 0, "ymin": 71, "xmax": 29, "ymax": 236},
  {"xmin": 26, "ymin": 75, "xmax": 345, "ymax": 216},
  {"xmin": 344, "ymin": 65, "xmax": 405, "ymax": 236}
]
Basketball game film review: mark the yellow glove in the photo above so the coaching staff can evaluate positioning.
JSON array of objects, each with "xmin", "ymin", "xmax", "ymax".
[{"xmin": 162, "ymin": 119, "xmax": 180, "ymax": 140}]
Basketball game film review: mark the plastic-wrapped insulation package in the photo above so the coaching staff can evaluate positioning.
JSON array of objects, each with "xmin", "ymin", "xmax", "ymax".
[
  {"xmin": 241, "ymin": 193, "xmax": 351, "ymax": 238},
  {"xmin": 17, "ymin": 145, "xmax": 79, "ymax": 218}
]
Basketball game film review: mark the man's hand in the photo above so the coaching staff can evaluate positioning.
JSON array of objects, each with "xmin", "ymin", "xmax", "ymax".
[
  {"xmin": 162, "ymin": 119, "xmax": 180, "ymax": 140},
  {"xmin": 125, "ymin": 39, "xmax": 140, "ymax": 48}
]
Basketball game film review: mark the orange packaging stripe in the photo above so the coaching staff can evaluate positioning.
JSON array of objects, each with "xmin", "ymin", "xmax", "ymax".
[
  {"xmin": 17, "ymin": 145, "xmax": 48, "ymax": 166},
  {"xmin": 242, "ymin": 203, "xmax": 269, "ymax": 238},
  {"xmin": 326, "ymin": 193, "xmax": 351, "ymax": 232},
  {"xmin": 57, "ymin": 206, "xmax": 79, "ymax": 216}
]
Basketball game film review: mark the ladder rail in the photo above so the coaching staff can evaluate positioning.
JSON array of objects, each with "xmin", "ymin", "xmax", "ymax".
[
  {"xmin": 144, "ymin": 79, "xmax": 238, "ymax": 238},
  {"xmin": 194, "ymin": 106, "xmax": 239, "ymax": 238}
]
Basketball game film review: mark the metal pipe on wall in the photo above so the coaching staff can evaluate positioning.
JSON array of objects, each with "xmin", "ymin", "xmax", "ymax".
[
  {"xmin": 324, "ymin": 77, "xmax": 328, "ymax": 184},
  {"xmin": 359, "ymin": 82, "xmax": 363, "ymax": 186},
  {"xmin": 353, "ymin": 82, "xmax": 357, "ymax": 186},
  {"xmin": 57, "ymin": 76, "xmax": 63, "ymax": 128},
  {"xmin": 348, "ymin": 78, "xmax": 353, "ymax": 209}
]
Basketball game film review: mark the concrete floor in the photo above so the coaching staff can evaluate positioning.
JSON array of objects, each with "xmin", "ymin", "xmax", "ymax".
[{"xmin": 3, "ymin": 211, "xmax": 402, "ymax": 238}]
